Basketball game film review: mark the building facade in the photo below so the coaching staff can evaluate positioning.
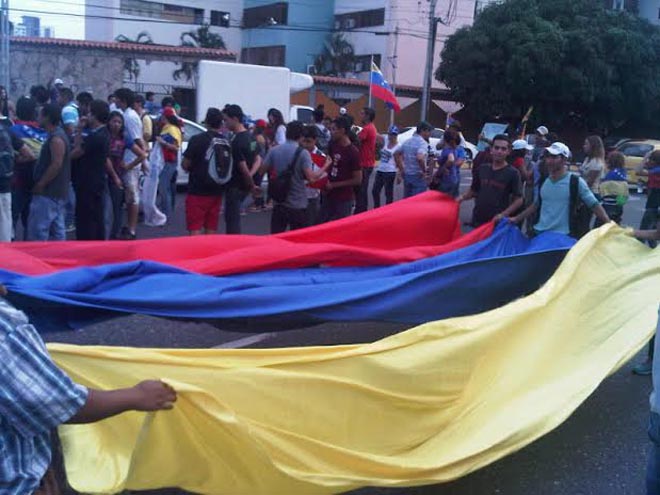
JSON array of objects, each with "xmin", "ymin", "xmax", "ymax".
[
  {"xmin": 13, "ymin": 15, "xmax": 41, "ymax": 37},
  {"xmin": 85, "ymin": 0, "xmax": 242, "ymax": 90},
  {"xmin": 241, "ymin": 0, "xmax": 334, "ymax": 70}
]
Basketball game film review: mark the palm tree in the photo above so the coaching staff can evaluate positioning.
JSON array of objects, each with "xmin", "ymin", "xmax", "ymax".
[
  {"xmin": 314, "ymin": 34, "xmax": 357, "ymax": 78},
  {"xmin": 173, "ymin": 24, "xmax": 226, "ymax": 83},
  {"xmin": 115, "ymin": 31, "xmax": 154, "ymax": 82}
]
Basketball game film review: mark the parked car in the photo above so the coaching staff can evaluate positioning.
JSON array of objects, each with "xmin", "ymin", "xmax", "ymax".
[
  {"xmin": 615, "ymin": 139, "xmax": 660, "ymax": 186},
  {"xmin": 397, "ymin": 127, "xmax": 478, "ymax": 164},
  {"xmin": 604, "ymin": 136, "xmax": 631, "ymax": 154}
]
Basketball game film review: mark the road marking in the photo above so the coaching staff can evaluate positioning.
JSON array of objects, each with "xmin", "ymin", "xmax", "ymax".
[{"xmin": 213, "ymin": 332, "xmax": 275, "ymax": 349}]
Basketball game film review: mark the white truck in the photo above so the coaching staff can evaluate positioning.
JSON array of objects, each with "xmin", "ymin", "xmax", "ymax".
[{"xmin": 196, "ymin": 60, "xmax": 314, "ymax": 124}]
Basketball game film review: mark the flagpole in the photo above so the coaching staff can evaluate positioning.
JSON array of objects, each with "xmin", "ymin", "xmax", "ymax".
[{"xmin": 368, "ymin": 54, "xmax": 373, "ymax": 108}]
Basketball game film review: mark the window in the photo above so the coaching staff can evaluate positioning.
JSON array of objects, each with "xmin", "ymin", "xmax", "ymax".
[
  {"xmin": 243, "ymin": 3, "xmax": 288, "ymax": 29},
  {"xmin": 120, "ymin": 0, "xmax": 162, "ymax": 18},
  {"xmin": 241, "ymin": 45, "xmax": 285, "ymax": 66},
  {"xmin": 211, "ymin": 10, "xmax": 231, "ymax": 28},
  {"xmin": 120, "ymin": 0, "xmax": 203, "ymax": 24},
  {"xmin": 353, "ymin": 54, "xmax": 382, "ymax": 73},
  {"xmin": 619, "ymin": 143, "xmax": 653, "ymax": 158},
  {"xmin": 334, "ymin": 8, "xmax": 385, "ymax": 30},
  {"xmin": 162, "ymin": 4, "xmax": 203, "ymax": 24}
]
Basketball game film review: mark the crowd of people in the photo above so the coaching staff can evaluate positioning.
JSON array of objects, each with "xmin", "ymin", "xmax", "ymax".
[
  {"xmin": 0, "ymin": 82, "xmax": 658, "ymax": 246},
  {"xmin": 1, "ymin": 81, "xmax": 660, "ymax": 495}
]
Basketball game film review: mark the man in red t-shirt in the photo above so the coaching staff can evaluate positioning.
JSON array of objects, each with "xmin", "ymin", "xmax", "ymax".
[
  {"xmin": 354, "ymin": 107, "xmax": 377, "ymax": 214},
  {"xmin": 321, "ymin": 117, "xmax": 362, "ymax": 223}
]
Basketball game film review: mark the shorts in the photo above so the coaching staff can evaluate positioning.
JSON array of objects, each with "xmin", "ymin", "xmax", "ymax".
[
  {"xmin": 186, "ymin": 194, "xmax": 222, "ymax": 232},
  {"xmin": 122, "ymin": 168, "xmax": 140, "ymax": 206}
]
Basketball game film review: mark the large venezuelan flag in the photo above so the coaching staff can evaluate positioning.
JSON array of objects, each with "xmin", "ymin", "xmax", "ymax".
[
  {"xmin": 1, "ymin": 222, "xmax": 574, "ymax": 329},
  {"xmin": 50, "ymin": 225, "xmax": 659, "ymax": 494},
  {"xmin": 1, "ymin": 192, "xmax": 483, "ymax": 276}
]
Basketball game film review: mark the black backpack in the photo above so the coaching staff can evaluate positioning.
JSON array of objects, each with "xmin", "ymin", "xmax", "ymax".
[
  {"xmin": 269, "ymin": 147, "xmax": 303, "ymax": 203},
  {"xmin": 0, "ymin": 126, "xmax": 13, "ymax": 182},
  {"xmin": 205, "ymin": 132, "xmax": 233, "ymax": 186},
  {"xmin": 537, "ymin": 173, "xmax": 591, "ymax": 239}
]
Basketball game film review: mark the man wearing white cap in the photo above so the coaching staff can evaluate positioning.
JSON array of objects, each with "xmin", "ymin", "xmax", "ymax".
[
  {"xmin": 511, "ymin": 141, "xmax": 609, "ymax": 237},
  {"xmin": 50, "ymin": 78, "xmax": 64, "ymax": 105}
]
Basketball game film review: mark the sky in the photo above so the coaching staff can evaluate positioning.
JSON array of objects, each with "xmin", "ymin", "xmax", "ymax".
[{"xmin": 10, "ymin": 0, "xmax": 85, "ymax": 39}]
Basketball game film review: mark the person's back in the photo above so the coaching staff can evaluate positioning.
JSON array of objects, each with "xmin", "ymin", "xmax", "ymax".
[
  {"xmin": 35, "ymin": 126, "xmax": 70, "ymax": 200},
  {"xmin": 186, "ymin": 130, "xmax": 225, "ymax": 198},
  {"xmin": 401, "ymin": 134, "xmax": 428, "ymax": 177},
  {"xmin": 265, "ymin": 140, "xmax": 310, "ymax": 210}
]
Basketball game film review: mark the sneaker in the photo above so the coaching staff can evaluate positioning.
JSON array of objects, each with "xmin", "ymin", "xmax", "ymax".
[
  {"xmin": 633, "ymin": 360, "xmax": 653, "ymax": 376},
  {"xmin": 118, "ymin": 227, "xmax": 137, "ymax": 240}
]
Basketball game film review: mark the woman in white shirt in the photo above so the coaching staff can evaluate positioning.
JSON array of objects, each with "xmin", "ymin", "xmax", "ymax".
[
  {"xmin": 580, "ymin": 135, "xmax": 606, "ymax": 195},
  {"xmin": 267, "ymin": 108, "xmax": 286, "ymax": 147},
  {"xmin": 372, "ymin": 126, "xmax": 401, "ymax": 208}
]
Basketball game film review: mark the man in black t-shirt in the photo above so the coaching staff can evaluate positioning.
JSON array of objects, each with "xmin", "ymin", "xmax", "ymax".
[
  {"xmin": 182, "ymin": 107, "xmax": 225, "ymax": 235},
  {"xmin": 70, "ymin": 100, "xmax": 111, "ymax": 240},
  {"xmin": 458, "ymin": 134, "xmax": 523, "ymax": 227},
  {"xmin": 221, "ymin": 104, "xmax": 260, "ymax": 234}
]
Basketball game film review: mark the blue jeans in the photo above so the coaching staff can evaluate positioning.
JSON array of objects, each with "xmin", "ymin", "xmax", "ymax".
[
  {"xmin": 158, "ymin": 161, "xmax": 178, "ymax": 221},
  {"xmin": 404, "ymin": 174, "xmax": 427, "ymax": 198},
  {"xmin": 11, "ymin": 188, "xmax": 31, "ymax": 239},
  {"xmin": 224, "ymin": 186, "xmax": 246, "ymax": 234},
  {"xmin": 27, "ymin": 195, "xmax": 66, "ymax": 241},
  {"xmin": 320, "ymin": 197, "xmax": 353, "ymax": 223},
  {"xmin": 65, "ymin": 182, "xmax": 75, "ymax": 227},
  {"xmin": 648, "ymin": 412, "xmax": 660, "ymax": 494}
]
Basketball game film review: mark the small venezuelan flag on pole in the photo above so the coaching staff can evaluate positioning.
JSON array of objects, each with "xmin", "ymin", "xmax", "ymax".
[{"xmin": 370, "ymin": 62, "xmax": 401, "ymax": 112}]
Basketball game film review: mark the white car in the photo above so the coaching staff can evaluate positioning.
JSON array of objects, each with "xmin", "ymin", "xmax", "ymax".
[{"xmin": 397, "ymin": 127, "xmax": 478, "ymax": 163}]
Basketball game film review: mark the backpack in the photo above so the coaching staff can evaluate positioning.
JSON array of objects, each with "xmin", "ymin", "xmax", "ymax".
[
  {"xmin": 0, "ymin": 126, "xmax": 13, "ymax": 181},
  {"xmin": 269, "ymin": 147, "xmax": 303, "ymax": 203},
  {"xmin": 205, "ymin": 132, "xmax": 233, "ymax": 186},
  {"xmin": 537, "ymin": 173, "xmax": 591, "ymax": 239}
]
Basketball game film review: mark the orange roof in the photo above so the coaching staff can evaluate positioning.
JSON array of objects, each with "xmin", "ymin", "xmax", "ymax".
[{"xmin": 10, "ymin": 36, "xmax": 236, "ymax": 59}]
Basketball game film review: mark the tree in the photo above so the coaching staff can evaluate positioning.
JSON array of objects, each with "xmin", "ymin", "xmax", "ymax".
[
  {"xmin": 437, "ymin": 0, "xmax": 660, "ymax": 132},
  {"xmin": 314, "ymin": 34, "xmax": 357, "ymax": 78},
  {"xmin": 173, "ymin": 24, "xmax": 226, "ymax": 83},
  {"xmin": 115, "ymin": 31, "xmax": 154, "ymax": 82}
]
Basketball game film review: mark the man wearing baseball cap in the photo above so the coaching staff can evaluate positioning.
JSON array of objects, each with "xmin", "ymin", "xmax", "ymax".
[{"xmin": 511, "ymin": 141, "xmax": 609, "ymax": 237}]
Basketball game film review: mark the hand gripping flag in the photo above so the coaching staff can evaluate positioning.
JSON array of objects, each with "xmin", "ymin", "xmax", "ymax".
[{"xmin": 370, "ymin": 62, "xmax": 401, "ymax": 112}]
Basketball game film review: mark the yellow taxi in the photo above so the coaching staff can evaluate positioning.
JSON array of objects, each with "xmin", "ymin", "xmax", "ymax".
[{"xmin": 615, "ymin": 139, "xmax": 660, "ymax": 186}]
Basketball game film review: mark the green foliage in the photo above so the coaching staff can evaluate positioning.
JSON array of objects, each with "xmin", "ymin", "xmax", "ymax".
[
  {"xmin": 437, "ymin": 0, "xmax": 660, "ymax": 131},
  {"xmin": 314, "ymin": 34, "xmax": 357, "ymax": 77},
  {"xmin": 174, "ymin": 24, "xmax": 226, "ymax": 83},
  {"xmin": 115, "ymin": 31, "xmax": 154, "ymax": 82}
]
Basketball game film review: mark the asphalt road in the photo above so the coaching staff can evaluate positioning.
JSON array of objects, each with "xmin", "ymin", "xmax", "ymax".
[{"xmin": 41, "ymin": 172, "xmax": 656, "ymax": 495}]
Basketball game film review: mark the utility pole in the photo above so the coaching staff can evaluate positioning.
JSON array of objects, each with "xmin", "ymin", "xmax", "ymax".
[
  {"xmin": 389, "ymin": 24, "xmax": 399, "ymax": 126},
  {"xmin": 0, "ymin": 0, "xmax": 9, "ymax": 93},
  {"xmin": 420, "ymin": 0, "xmax": 439, "ymax": 122}
]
